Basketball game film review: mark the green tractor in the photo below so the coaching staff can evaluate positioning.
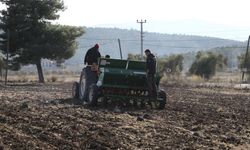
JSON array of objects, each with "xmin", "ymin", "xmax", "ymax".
[{"xmin": 72, "ymin": 57, "xmax": 166, "ymax": 109}]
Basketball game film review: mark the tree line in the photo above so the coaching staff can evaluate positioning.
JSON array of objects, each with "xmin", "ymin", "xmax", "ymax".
[
  {"xmin": 0, "ymin": 0, "xmax": 84, "ymax": 83},
  {"xmin": 128, "ymin": 50, "xmax": 248, "ymax": 81}
]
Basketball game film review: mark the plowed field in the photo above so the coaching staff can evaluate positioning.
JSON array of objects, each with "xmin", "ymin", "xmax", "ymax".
[{"xmin": 0, "ymin": 83, "xmax": 249, "ymax": 149}]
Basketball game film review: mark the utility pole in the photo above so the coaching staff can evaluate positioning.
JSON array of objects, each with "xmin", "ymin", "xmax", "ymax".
[
  {"xmin": 137, "ymin": 19, "xmax": 146, "ymax": 60},
  {"xmin": 242, "ymin": 35, "xmax": 250, "ymax": 81},
  {"xmin": 4, "ymin": 29, "xmax": 10, "ymax": 86}
]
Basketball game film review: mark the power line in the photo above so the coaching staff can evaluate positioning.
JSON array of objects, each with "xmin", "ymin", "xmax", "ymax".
[
  {"xmin": 144, "ymin": 38, "xmax": 243, "ymax": 42},
  {"xmin": 185, "ymin": 28, "xmax": 250, "ymax": 35},
  {"xmin": 143, "ymin": 43, "xmax": 246, "ymax": 49},
  {"xmin": 78, "ymin": 37, "xmax": 116, "ymax": 40},
  {"xmin": 76, "ymin": 39, "xmax": 246, "ymax": 49},
  {"xmin": 77, "ymin": 37, "xmax": 247, "ymax": 42},
  {"xmin": 78, "ymin": 28, "xmax": 250, "ymax": 41},
  {"xmin": 77, "ymin": 41, "xmax": 116, "ymax": 49},
  {"xmin": 75, "ymin": 36, "xmax": 247, "ymax": 50}
]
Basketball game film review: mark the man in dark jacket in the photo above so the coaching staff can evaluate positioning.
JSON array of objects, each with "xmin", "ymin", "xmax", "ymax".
[
  {"xmin": 82, "ymin": 44, "xmax": 101, "ymax": 104},
  {"xmin": 145, "ymin": 49, "xmax": 157, "ymax": 97},
  {"xmin": 84, "ymin": 44, "xmax": 101, "ymax": 65}
]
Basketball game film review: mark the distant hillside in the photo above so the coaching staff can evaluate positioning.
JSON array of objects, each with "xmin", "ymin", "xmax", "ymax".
[{"xmin": 66, "ymin": 27, "xmax": 244, "ymax": 66}]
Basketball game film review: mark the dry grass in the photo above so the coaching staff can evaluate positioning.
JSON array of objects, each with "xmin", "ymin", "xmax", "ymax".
[
  {"xmin": 210, "ymin": 72, "xmax": 242, "ymax": 83},
  {"xmin": 0, "ymin": 74, "xmax": 79, "ymax": 83},
  {"xmin": 0, "ymin": 70, "xmax": 245, "ymax": 85},
  {"xmin": 161, "ymin": 71, "xmax": 243, "ymax": 85}
]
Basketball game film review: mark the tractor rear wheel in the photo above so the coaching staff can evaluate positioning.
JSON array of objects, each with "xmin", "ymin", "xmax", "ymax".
[
  {"xmin": 79, "ymin": 71, "xmax": 86, "ymax": 100},
  {"xmin": 88, "ymin": 84, "xmax": 98, "ymax": 106},
  {"xmin": 156, "ymin": 90, "xmax": 166, "ymax": 109},
  {"xmin": 72, "ymin": 82, "xmax": 79, "ymax": 98}
]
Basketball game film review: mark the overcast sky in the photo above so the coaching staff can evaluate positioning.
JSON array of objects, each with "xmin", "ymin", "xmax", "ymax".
[
  {"xmin": 0, "ymin": 0, "xmax": 249, "ymax": 41},
  {"xmin": 56, "ymin": 0, "xmax": 250, "ymax": 41}
]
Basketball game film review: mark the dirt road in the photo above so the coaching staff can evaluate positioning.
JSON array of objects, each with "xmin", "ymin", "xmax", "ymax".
[{"xmin": 0, "ymin": 83, "xmax": 249, "ymax": 149}]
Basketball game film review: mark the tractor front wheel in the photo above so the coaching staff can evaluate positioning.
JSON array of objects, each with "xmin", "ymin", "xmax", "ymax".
[
  {"xmin": 88, "ymin": 84, "xmax": 98, "ymax": 106},
  {"xmin": 79, "ymin": 71, "xmax": 86, "ymax": 100}
]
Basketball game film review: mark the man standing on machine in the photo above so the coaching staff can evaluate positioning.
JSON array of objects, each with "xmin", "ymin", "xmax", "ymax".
[{"xmin": 144, "ymin": 49, "xmax": 157, "ymax": 97}]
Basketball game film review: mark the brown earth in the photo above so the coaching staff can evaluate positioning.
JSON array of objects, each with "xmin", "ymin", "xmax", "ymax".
[{"xmin": 0, "ymin": 82, "xmax": 249, "ymax": 150}]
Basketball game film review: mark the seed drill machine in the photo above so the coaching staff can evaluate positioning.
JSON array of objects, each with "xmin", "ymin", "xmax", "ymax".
[{"xmin": 72, "ymin": 57, "xmax": 166, "ymax": 109}]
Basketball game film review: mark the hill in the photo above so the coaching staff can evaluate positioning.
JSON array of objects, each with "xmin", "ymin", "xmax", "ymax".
[{"xmin": 65, "ymin": 27, "xmax": 244, "ymax": 66}]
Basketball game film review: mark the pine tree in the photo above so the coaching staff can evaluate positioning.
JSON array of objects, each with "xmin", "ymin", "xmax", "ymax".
[{"xmin": 0, "ymin": 0, "xmax": 84, "ymax": 82}]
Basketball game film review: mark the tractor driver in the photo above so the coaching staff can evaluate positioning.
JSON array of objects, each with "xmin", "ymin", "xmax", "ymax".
[
  {"xmin": 144, "ymin": 49, "xmax": 157, "ymax": 97},
  {"xmin": 83, "ymin": 43, "xmax": 101, "ymax": 103}
]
